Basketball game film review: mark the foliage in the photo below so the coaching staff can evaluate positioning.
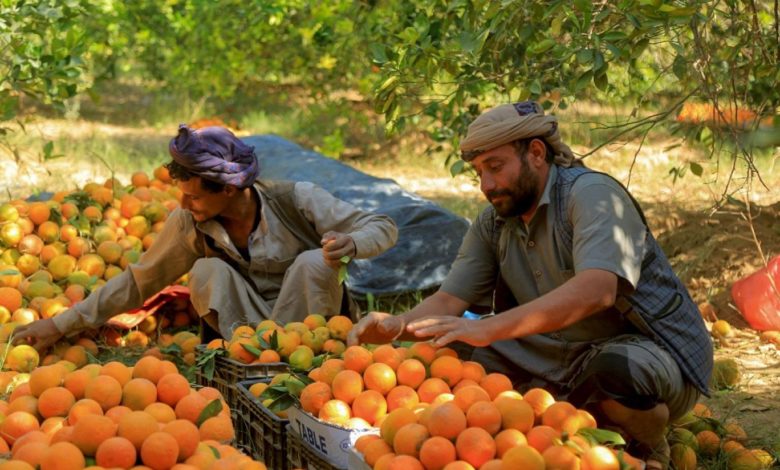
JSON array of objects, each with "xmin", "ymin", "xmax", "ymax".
[
  {"xmin": 0, "ymin": 0, "xmax": 92, "ymax": 149},
  {"xmin": 364, "ymin": 0, "xmax": 779, "ymax": 195}
]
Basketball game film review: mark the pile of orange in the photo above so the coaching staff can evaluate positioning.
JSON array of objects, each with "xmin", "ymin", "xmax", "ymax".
[
  {"xmin": 295, "ymin": 342, "xmax": 646, "ymax": 469},
  {"xmin": 0, "ymin": 166, "xmax": 196, "ymax": 351},
  {"xmin": 209, "ymin": 314, "xmax": 353, "ymax": 367},
  {"xmin": 669, "ymin": 402, "xmax": 775, "ymax": 470},
  {"xmin": 0, "ymin": 354, "xmax": 268, "ymax": 470}
]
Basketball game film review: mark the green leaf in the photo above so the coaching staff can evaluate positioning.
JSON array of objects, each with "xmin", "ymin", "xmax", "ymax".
[
  {"xmin": 577, "ymin": 428, "xmax": 626, "ymax": 446},
  {"xmin": 369, "ymin": 44, "xmax": 388, "ymax": 64},
  {"xmin": 241, "ymin": 343, "xmax": 262, "ymax": 358},
  {"xmin": 576, "ymin": 49, "xmax": 593, "ymax": 64},
  {"xmin": 529, "ymin": 39, "xmax": 556, "ymax": 55},
  {"xmin": 529, "ymin": 80, "xmax": 542, "ymax": 96},
  {"xmin": 267, "ymin": 393, "xmax": 296, "ymax": 413},
  {"xmin": 43, "ymin": 141, "xmax": 54, "ymax": 159},
  {"xmin": 0, "ymin": 269, "xmax": 21, "ymax": 276},
  {"xmin": 450, "ymin": 159, "xmax": 465, "ymax": 177},
  {"xmin": 689, "ymin": 162, "xmax": 703, "ymax": 177},
  {"xmin": 196, "ymin": 399, "xmax": 223, "ymax": 426}
]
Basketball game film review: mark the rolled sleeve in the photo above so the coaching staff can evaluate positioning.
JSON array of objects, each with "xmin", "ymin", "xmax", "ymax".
[
  {"xmin": 52, "ymin": 208, "xmax": 203, "ymax": 335},
  {"xmin": 569, "ymin": 175, "xmax": 646, "ymax": 289},
  {"xmin": 440, "ymin": 210, "xmax": 499, "ymax": 305},
  {"xmin": 294, "ymin": 182, "xmax": 398, "ymax": 259}
]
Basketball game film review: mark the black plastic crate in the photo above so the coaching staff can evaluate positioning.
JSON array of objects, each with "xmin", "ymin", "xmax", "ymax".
[
  {"xmin": 286, "ymin": 424, "xmax": 342, "ymax": 470},
  {"xmin": 235, "ymin": 380, "xmax": 288, "ymax": 470},
  {"xmin": 194, "ymin": 345, "xmax": 287, "ymax": 409}
]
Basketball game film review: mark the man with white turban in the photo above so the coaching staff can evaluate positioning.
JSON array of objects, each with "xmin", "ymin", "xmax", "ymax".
[
  {"xmin": 350, "ymin": 102, "xmax": 711, "ymax": 470},
  {"xmin": 16, "ymin": 125, "xmax": 398, "ymax": 345}
]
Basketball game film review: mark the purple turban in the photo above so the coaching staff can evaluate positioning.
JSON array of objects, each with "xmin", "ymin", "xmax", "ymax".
[{"xmin": 168, "ymin": 124, "xmax": 259, "ymax": 188}]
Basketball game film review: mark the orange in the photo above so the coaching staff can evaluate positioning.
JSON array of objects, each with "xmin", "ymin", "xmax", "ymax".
[
  {"xmin": 495, "ymin": 395, "xmax": 534, "ymax": 433},
  {"xmin": 27, "ymin": 202, "xmax": 51, "ymax": 226},
  {"xmin": 455, "ymin": 427, "xmax": 495, "ymax": 468},
  {"xmin": 140, "ymin": 431, "xmax": 180, "ymax": 470},
  {"xmin": 325, "ymin": 315, "xmax": 353, "ymax": 341},
  {"xmin": 318, "ymin": 399, "xmax": 352, "ymax": 426},
  {"xmin": 132, "ymin": 356, "xmax": 165, "ymax": 384},
  {"xmin": 199, "ymin": 416, "xmax": 234, "ymax": 442},
  {"xmin": 84, "ymin": 375, "xmax": 123, "ymax": 411},
  {"xmin": 29, "ymin": 364, "xmax": 68, "ymax": 397},
  {"xmin": 427, "ymin": 403, "xmax": 466, "ymax": 441},
  {"xmin": 355, "ymin": 434, "xmax": 381, "ymax": 454},
  {"xmin": 118, "ymin": 411, "xmax": 159, "ymax": 450},
  {"xmin": 696, "ymin": 430, "xmax": 720, "ymax": 456},
  {"xmin": 68, "ymin": 398, "xmax": 103, "ymax": 426},
  {"xmin": 351, "ymin": 390, "xmax": 387, "ymax": 426},
  {"xmin": 406, "ymin": 342, "xmax": 437, "ymax": 366},
  {"xmin": 386, "ymin": 455, "xmax": 424, "ymax": 470},
  {"xmin": 40, "ymin": 441, "xmax": 86, "ymax": 470},
  {"xmin": 478, "ymin": 373, "xmax": 512, "ymax": 400},
  {"xmin": 174, "ymin": 393, "xmax": 209, "ymax": 423},
  {"xmin": 494, "ymin": 429, "xmax": 527, "ymax": 457},
  {"xmin": 122, "ymin": 378, "xmax": 158, "ymax": 411},
  {"xmin": 156, "ymin": 373, "xmax": 191, "ymax": 407},
  {"xmin": 526, "ymin": 425, "xmax": 560, "ymax": 453},
  {"xmin": 258, "ymin": 349, "xmax": 281, "ymax": 363},
  {"xmin": 542, "ymin": 444, "xmax": 580, "ymax": 470},
  {"xmin": 380, "ymin": 408, "xmax": 418, "ymax": 446},
  {"xmin": 331, "ymin": 370, "xmax": 364, "ymax": 405},
  {"xmin": 38, "ymin": 387, "xmax": 76, "ymax": 419},
  {"xmin": 0, "ymin": 460, "xmax": 36, "ymax": 470},
  {"xmin": 96, "ymin": 436, "xmax": 137, "ymax": 469},
  {"xmin": 417, "ymin": 378, "xmax": 451, "ymax": 404},
  {"xmin": 453, "ymin": 385, "xmax": 490, "ymax": 412},
  {"xmin": 372, "ymin": 345, "xmax": 404, "ymax": 371},
  {"xmin": 71, "ymin": 414, "xmax": 118, "ymax": 456},
  {"xmin": 162, "ymin": 419, "xmax": 201, "ymax": 461},
  {"xmin": 299, "ymin": 382, "xmax": 333, "ymax": 416},
  {"xmin": 1, "ymin": 411, "xmax": 41, "ymax": 445},
  {"xmin": 8, "ymin": 395, "xmax": 38, "ymax": 417},
  {"xmin": 430, "ymin": 393, "xmax": 455, "ymax": 406},
  {"xmin": 541, "ymin": 401, "xmax": 578, "ymax": 432},
  {"xmin": 396, "ymin": 359, "xmax": 426, "ymax": 389},
  {"xmin": 132, "ymin": 171, "xmax": 150, "ymax": 188},
  {"xmin": 392, "ymin": 423, "xmax": 429, "ymax": 458},
  {"xmin": 145, "ymin": 402, "xmax": 177, "ymax": 423},
  {"xmin": 580, "ymin": 445, "xmax": 620, "ymax": 470},
  {"xmin": 465, "ymin": 401, "xmax": 502, "ymax": 435},
  {"xmin": 343, "ymin": 346, "xmax": 374, "ymax": 374},
  {"xmin": 363, "ymin": 438, "xmax": 393, "ymax": 467},
  {"xmin": 105, "ymin": 405, "xmax": 132, "ymax": 424},
  {"xmin": 452, "ymin": 379, "xmax": 479, "ymax": 393},
  {"xmin": 385, "ymin": 385, "xmax": 419, "ymax": 412},
  {"xmin": 429, "ymin": 356, "xmax": 463, "ymax": 387},
  {"xmin": 0, "ymin": 287, "xmax": 23, "ymax": 313},
  {"xmin": 502, "ymin": 445, "xmax": 545, "ymax": 470},
  {"xmin": 522, "ymin": 388, "xmax": 555, "ymax": 420},
  {"xmin": 562, "ymin": 409, "xmax": 597, "ymax": 435},
  {"xmin": 363, "ymin": 363, "xmax": 397, "ymax": 395},
  {"xmin": 13, "ymin": 441, "xmax": 49, "ymax": 468},
  {"xmin": 99, "ymin": 361, "xmax": 133, "ymax": 387},
  {"xmin": 419, "ymin": 436, "xmax": 457, "ymax": 470},
  {"xmin": 670, "ymin": 444, "xmax": 696, "ymax": 470},
  {"xmin": 10, "ymin": 429, "xmax": 48, "ymax": 455}
]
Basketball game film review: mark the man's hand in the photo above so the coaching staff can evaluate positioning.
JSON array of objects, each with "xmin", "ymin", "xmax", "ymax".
[
  {"xmin": 347, "ymin": 311, "xmax": 404, "ymax": 346},
  {"xmin": 407, "ymin": 316, "xmax": 494, "ymax": 348},
  {"xmin": 12, "ymin": 318, "xmax": 63, "ymax": 353},
  {"xmin": 321, "ymin": 231, "xmax": 357, "ymax": 270}
]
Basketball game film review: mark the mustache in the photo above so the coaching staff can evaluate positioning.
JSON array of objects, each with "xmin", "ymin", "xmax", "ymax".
[{"xmin": 486, "ymin": 189, "xmax": 511, "ymax": 200}]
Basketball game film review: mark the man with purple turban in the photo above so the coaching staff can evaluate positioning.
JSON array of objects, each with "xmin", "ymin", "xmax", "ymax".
[
  {"xmin": 15, "ymin": 125, "xmax": 397, "ymax": 344},
  {"xmin": 349, "ymin": 102, "xmax": 711, "ymax": 469}
]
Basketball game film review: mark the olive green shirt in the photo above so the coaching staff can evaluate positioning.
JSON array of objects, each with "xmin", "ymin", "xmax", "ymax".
[
  {"xmin": 53, "ymin": 181, "xmax": 398, "ymax": 334},
  {"xmin": 440, "ymin": 165, "xmax": 647, "ymax": 384}
]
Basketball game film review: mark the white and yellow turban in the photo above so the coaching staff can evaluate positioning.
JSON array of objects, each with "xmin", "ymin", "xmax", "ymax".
[{"xmin": 460, "ymin": 101, "xmax": 576, "ymax": 167}]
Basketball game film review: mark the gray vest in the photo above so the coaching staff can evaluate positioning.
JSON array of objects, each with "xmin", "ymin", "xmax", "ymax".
[{"xmin": 552, "ymin": 166, "xmax": 713, "ymax": 395}]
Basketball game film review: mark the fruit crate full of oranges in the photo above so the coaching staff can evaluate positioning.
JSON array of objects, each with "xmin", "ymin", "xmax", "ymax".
[
  {"xmin": 236, "ymin": 379, "xmax": 288, "ymax": 470},
  {"xmin": 194, "ymin": 344, "xmax": 288, "ymax": 409},
  {"xmin": 286, "ymin": 424, "xmax": 343, "ymax": 470}
]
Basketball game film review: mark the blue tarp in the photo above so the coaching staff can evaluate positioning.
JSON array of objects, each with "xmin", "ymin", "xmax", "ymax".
[{"xmin": 245, "ymin": 134, "xmax": 470, "ymax": 297}]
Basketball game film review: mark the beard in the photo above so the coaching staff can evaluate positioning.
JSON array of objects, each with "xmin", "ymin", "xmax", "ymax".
[{"xmin": 485, "ymin": 158, "xmax": 541, "ymax": 218}]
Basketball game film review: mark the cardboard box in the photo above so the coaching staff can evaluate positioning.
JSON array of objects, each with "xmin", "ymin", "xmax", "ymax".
[{"xmin": 287, "ymin": 405, "xmax": 378, "ymax": 469}]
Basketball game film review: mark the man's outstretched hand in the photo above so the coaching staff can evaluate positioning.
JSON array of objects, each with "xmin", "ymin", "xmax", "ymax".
[
  {"xmin": 407, "ymin": 316, "xmax": 494, "ymax": 348},
  {"xmin": 347, "ymin": 311, "xmax": 405, "ymax": 346},
  {"xmin": 321, "ymin": 231, "xmax": 356, "ymax": 269},
  {"xmin": 12, "ymin": 318, "xmax": 63, "ymax": 353}
]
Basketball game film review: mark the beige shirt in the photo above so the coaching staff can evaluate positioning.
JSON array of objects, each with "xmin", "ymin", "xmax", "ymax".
[{"xmin": 53, "ymin": 181, "xmax": 398, "ymax": 334}]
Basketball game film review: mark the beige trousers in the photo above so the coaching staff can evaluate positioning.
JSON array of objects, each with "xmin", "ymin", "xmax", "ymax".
[{"xmin": 188, "ymin": 249, "xmax": 343, "ymax": 338}]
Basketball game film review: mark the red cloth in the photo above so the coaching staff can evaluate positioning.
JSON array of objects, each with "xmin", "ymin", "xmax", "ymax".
[
  {"xmin": 732, "ymin": 255, "xmax": 780, "ymax": 331},
  {"xmin": 106, "ymin": 285, "xmax": 190, "ymax": 329}
]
